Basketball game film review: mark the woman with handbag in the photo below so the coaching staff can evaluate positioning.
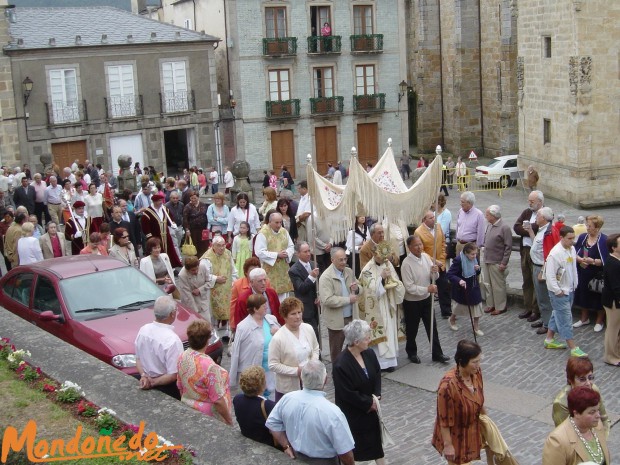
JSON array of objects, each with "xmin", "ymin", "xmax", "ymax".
[
  {"xmin": 183, "ymin": 190, "xmax": 209, "ymax": 258},
  {"xmin": 140, "ymin": 237, "xmax": 176, "ymax": 293},
  {"xmin": 332, "ymin": 319, "xmax": 385, "ymax": 464},
  {"xmin": 572, "ymin": 215, "xmax": 608, "ymax": 333}
]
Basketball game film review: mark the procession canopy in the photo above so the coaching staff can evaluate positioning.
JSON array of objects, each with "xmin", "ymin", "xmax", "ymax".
[{"xmin": 306, "ymin": 143, "xmax": 443, "ymax": 242}]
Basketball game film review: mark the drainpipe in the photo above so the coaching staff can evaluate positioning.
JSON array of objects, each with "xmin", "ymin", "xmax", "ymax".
[
  {"xmin": 438, "ymin": 0, "xmax": 445, "ymax": 148},
  {"xmin": 214, "ymin": 122, "xmax": 223, "ymax": 184},
  {"xmin": 476, "ymin": 0, "xmax": 484, "ymax": 156}
]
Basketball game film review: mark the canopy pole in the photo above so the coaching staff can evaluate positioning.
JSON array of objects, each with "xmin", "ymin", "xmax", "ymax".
[
  {"xmin": 306, "ymin": 153, "xmax": 322, "ymax": 352},
  {"xmin": 350, "ymin": 146, "xmax": 358, "ymax": 279},
  {"xmin": 429, "ymin": 149, "xmax": 443, "ymax": 358}
]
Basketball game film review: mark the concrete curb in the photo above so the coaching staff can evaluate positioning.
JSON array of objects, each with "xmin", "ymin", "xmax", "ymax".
[{"xmin": 0, "ymin": 309, "xmax": 290, "ymax": 465}]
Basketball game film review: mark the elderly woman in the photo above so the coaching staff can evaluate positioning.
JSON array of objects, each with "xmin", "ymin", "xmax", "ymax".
[
  {"xmin": 227, "ymin": 192, "xmax": 261, "ymax": 244},
  {"xmin": 333, "ymin": 320, "xmax": 384, "ymax": 464},
  {"xmin": 230, "ymin": 294, "xmax": 280, "ymax": 395},
  {"xmin": 109, "ymin": 227, "xmax": 138, "ymax": 268},
  {"xmin": 447, "ymin": 242, "xmax": 484, "ymax": 336},
  {"xmin": 259, "ymin": 187, "xmax": 278, "ymax": 219},
  {"xmin": 17, "ymin": 222, "xmax": 43, "ymax": 265},
  {"xmin": 230, "ymin": 257, "xmax": 269, "ymax": 331},
  {"xmin": 602, "ymin": 233, "xmax": 620, "ymax": 366},
  {"xmin": 207, "ymin": 192, "xmax": 230, "ymax": 237},
  {"xmin": 553, "ymin": 356, "xmax": 611, "ymax": 435},
  {"xmin": 543, "ymin": 386, "xmax": 610, "ymax": 465},
  {"xmin": 140, "ymin": 237, "xmax": 176, "ymax": 291},
  {"xmin": 39, "ymin": 222, "xmax": 67, "ymax": 259},
  {"xmin": 573, "ymin": 215, "xmax": 608, "ymax": 333},
  {"xmin": 183, "ymin": 190, "xmax": 209, "ymax": 257},
  {"xmin": 268, "ymin": 297, "xmax": 320, "ymax": 401},
  {"xmin": 202, "ymin": 235, "xmax": 237, "ymax": 336},
  {"xmin": 80, "ymin": 232, "xmax": 108, "ymax": 256},
  {"xmin": 177, "ymin": 256, "xmax": 216, "ymax": 320},
  {"xmin": 84, "ymin": 183, "xmax": 104, "ymax": 232},
  {"xmin": 177, "ymin": 320, "xmax": 233, "ymax": 425},
  {"xmin": 233, "ymin": 366, "xmax": 278, "ymax": 447},
  {"xmin": 432, "ymin": 340, "xmax": 486, "ymax": 465}
]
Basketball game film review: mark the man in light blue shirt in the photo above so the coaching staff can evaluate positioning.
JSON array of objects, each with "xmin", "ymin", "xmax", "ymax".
[{"xmin": 266, "ymin": 361, "xmax": 355, "ymax": 465}]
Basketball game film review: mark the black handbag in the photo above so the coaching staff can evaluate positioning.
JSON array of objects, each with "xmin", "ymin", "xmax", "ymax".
[
  {"xmin": 446, "ymin": 240, "xmax": 457, "ymax": 260},
  {"xmin": 588, "ymin": 271, "xmax": 604, "ymax": 294}
]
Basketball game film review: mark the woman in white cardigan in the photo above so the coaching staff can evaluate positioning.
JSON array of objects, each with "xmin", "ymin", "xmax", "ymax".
[
  {"xmin": 229, "ymin": 294, "xmax": 280, "ymax": 397},
  {"xmin": 268, "ymin": 296, "xmax": 320, "ymax": 401},
  {"xmin": 139, "ymin": 236, "xmax": 176, "ymax": 290}
]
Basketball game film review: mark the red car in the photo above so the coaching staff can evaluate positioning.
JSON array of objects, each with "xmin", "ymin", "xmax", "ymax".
[{"xmin": 0, "ymin": 256, "xmax": 222, "ymax": 377}]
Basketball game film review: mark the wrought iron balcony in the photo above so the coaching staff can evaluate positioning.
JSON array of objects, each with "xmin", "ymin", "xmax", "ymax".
[
  {"xmin": 265, "ymin": 99, "xmax": 301, "ymax": 119},
  {"xmin": 353, "ymin": 94, "xmax": 386, "ymax": 112},
  {"xmin": 45, "ymin": 100, "xmax": 87, "ymax": 126},
  {"xmin": 307, "ymin": 36, "xmax": 342, "ymax": 54},
  {"xmin": 350, "ymin": 34, "xmax": 384, "ymax": 53},
  {"xmin": 262, "ymin": 37, "xmax": 297, "ymax": 56},
  {"xmin": 160, "ymin": 90, "xmax": 195, "ymax": 114},
  {"xmin": 309, "ymin": 96, "xmax": 344, "ymax": 115},
  {"xmin": 104, "ymin": 95, "xmax": 143, "ymax": 119}
]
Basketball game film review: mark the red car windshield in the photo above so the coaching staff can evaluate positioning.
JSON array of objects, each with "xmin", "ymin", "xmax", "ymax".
[{"xmin": 59, "ymin": 267, "xmax": 165, "ymax": 321}]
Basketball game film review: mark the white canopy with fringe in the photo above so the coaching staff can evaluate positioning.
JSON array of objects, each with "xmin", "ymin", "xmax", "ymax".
[{"xmin": 305, "ymin": 141, "xmax": 443, "ymax": 242}]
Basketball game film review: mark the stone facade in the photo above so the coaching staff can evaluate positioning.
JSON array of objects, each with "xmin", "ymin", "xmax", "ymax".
[
  {"xmin": 409, "ymin": 0, "xmax": 518, "ymax": 158},
  {"xmin": 0, "ymin": 2, "xmax": 21, "ymax": 169},
  {"xmin": 226, "ymin": 0, "xmax": 408, "ymax": 177},
  {"xmin": 517, "ymin": 0, "xmax": 620, "ymax": 206}
]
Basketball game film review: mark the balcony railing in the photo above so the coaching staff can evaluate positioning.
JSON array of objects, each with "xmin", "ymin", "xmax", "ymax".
[
  {"xmin": 45, "ymin": 100, "xmax": 87, "ymax": 126},
  {"xmin": 160, "ymin": 90, "xmax": 195, "ymax": 114},
  {"xmin": 307, "ymin": 36, "xmax": 342, "ymax": 54},
  {"xmin": 266, "ymin": 99, "xmax": 301, "ymax": 119},
  {"xmin": 309, "ymin": 96, "xmax": 344, "ymax": 115},
  {"xmin": 353, "ymin": 93, "xmax": 386, "ymax": 112},
  {"xmin": 350, "ymin": 34, "xmax": 384, "ymax": 53},
  {"xmin": 104, "ymin": 95, "xmax": 143, "ymax": 119},
  {"xmin": 262, "ymin": 37, "xmax": 297, "ymax": 56}
]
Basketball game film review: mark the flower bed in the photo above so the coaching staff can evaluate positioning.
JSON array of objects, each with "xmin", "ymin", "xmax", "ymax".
[{"xmin": 0, "ymin": 337, "xmax": 195, "ymax": 464}]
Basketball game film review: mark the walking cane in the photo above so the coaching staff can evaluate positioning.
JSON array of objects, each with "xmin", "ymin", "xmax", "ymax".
[{"xmin": 464, "ymin": 285, "xmax": 478, "ymax": 343}]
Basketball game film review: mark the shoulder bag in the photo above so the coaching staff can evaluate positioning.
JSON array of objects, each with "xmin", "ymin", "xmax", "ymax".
[
  {"xmin": 372, "ymin": 394, "xmax": 395, "ymax": 448},
  {"xmin": 181, "ymin": 236, "xmax": 197, "ymax": 257}
]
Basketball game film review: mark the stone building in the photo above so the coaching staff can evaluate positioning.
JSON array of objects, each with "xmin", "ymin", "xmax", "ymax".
[
  {"xmin": 517, "ymin": 0, "xmax": 620, "ymax": 207},
  {"xmin": 4, "ymin": 6, "xmax": 219, "ymax": 176},
  {"xmin": 0, "ymin": 2, "xmax": 21, "ymax": 169},
  {"xmin": 407, "ymin": 0, "xmax": 518, "ymax": 159}
]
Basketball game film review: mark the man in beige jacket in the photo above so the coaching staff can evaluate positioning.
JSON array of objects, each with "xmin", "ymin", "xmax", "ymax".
[{"xmin": 318, "ymin": 248, "xmax": 361, "ymax": 364}]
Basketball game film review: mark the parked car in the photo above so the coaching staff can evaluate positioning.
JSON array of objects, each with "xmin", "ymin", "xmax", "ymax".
[
  {"xmin": 474, "ymin": 154, "xmax": 519, "ymax": 188},
  {"xmin": 0, "ymin": 256, "xmax": 222, "ymax": 377}
]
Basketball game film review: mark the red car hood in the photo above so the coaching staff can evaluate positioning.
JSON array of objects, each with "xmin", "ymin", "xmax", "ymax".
[{"xmin": 78, "ymin": 305, "xmax": 196, "ymax": 354}]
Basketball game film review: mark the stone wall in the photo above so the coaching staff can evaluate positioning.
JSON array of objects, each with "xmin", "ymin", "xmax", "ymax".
[
  {"xmin": 517, "ymin": 0, "xmax": 620, "ymax": 207},
  {"xmin": 0, "ymin": 3, "xmax": 21, "ymax": 169}
]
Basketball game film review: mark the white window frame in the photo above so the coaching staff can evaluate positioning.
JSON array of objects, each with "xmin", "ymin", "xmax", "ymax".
[
  {"xmin": 160, "ymin": 60, "xmax": 189, "ymax": 113},
  {"xmin": 105, "ymin": 63, "xmax": 137, "ymax": 118},
  {"xmin": 47, "ymin": 66, "xmax": 80, "ymax": 124}
]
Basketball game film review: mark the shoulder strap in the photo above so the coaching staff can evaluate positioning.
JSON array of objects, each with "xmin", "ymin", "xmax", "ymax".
[{"xmin": 260, "ymin": 399, "xmax": 268, "ymax": 420}]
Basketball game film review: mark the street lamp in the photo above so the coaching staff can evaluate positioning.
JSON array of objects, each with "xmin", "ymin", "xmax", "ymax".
[
  {"xmin": 398, "ymin": 80, "xmax": 408, "ymax": 103},
  {"xmin": 22, "ymin": 76, "xmax": 33, "ymax": 106}
]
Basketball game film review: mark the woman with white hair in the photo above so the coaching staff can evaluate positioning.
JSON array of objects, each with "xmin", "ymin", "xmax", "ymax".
[
  {"xmin": 332, "ymin": 319, "xmax": 385, "ymax": 464},
  {"xmin": 17, "ymin": 222, "xmax": 44, "ymax": 265}
]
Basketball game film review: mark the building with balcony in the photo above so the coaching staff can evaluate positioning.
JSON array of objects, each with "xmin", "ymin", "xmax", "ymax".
[
  {"xmin": 224, "ymin": 0, "xmax": 408, "ymax": 177},
  {"xmin": 4, "ymin": 6, "xmax": 219, "ymax": 176}
]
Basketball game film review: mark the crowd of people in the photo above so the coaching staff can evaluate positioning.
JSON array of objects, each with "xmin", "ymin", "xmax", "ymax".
[{"xmin": 1, "ymin": 155, "xmax": 617, "ymax": 465}]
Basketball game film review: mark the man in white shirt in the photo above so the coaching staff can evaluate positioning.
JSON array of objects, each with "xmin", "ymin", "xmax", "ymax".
[
  {"xmin": 71, "ymin": 159, "xmax": 79, "ymax": 173},
  {"xmin": 223, "ymin": 166, "xmax": 234, "ymax": 195},
  {"xmin": 135, "ymin": 296, "xmax": 183, "ymax": 399},
  {"xmin": 0, "ymin": 169, "xmax": 9, "ymax": 193},
  {"xmin": 209, "ymin": 167, "xmax": 219, "ymax": 194},
  {"xmin": 255, "ymin": 212, "xmax": 294, "ymax": 301},
  {"xmin": 543, "ymin": 226, "xmax": 586, "ymax": 357}
]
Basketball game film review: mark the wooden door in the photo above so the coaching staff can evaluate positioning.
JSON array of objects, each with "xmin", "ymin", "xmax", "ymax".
[
  {"xmin": 357, "ymin": 123, "xmax": 378, "ymax": 168},
  {"xmin": 51, "ymin": 140, "xmax": 87, "ymax": 170},
  {"xmin": 315, "ymin": 126, "xmax": 337, "ymax": 177},
  {"xmin": 270, "ymin": 130, "xmax": 295, "ymax": 178}
]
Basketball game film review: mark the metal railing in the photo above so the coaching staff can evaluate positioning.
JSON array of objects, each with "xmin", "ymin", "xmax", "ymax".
[
  {"xmin": 262, "ymin": 37, "xmax": 297, "ymax": 56},
  {"xmin": 45, "ymin": 100, "xmax": 87, "ymax": 125},
  {"xmin": 265, "ymin": 99, "xmax": 301, "ymax": 119},
  {"xmin": 309, "ymin": 96, "xmax": 344, "ymax": 115},
  {"xmin": 353, "ymin": 93, "xmax": 386, "ymax": 112},
  {"xmin": 104, "ymin": 95, "xmax": 143, "ymax": 119},
  {"xmin": 350, "ymin": 34, "xmax": 384, "ymax": 52},
  {"xmin": 307, "ymin": 35, "xmax": 342, "ymax": 54},
  {"xmin": 160, "ymin": 90, "xmax": 195, "ymax": 114},
  {"xmin": 439, "ymin": 171, "xmax": 507, "ymax": 196}
]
